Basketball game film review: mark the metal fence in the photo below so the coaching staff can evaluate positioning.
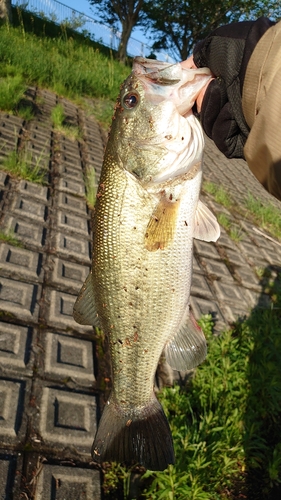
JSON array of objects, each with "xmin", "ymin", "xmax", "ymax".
[{"xmin": 13, "ymin": 0, "xmax": 174, "ymax": 62}]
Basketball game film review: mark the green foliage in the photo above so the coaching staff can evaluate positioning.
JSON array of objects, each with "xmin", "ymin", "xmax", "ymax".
[
  {"xmin": 51, "ymin": 103, "xmax": 65, "ymax": 128},
  {"xmin": 1, "ymin": 149, "xmax": 48, "ymax": 184},
  {"xmin": 0, "ymin": 230, "xmax": 23, "ymax": 247},
  {"xmin": 141, "ymin": 272, "xmax": 281, "ymax": 500},
  {"xmin": 143, "ymin": 0, "xmax": 281, "ymax": 60},
  {"xmin": 84, "ymin": 166, "xmax": 97, "ymax": 210},
  {"xmin": 203, "ymin": 181, "xmax": 232, "ymax": 208},
  {"xmin": 0, "ymin": 75, "xmax": 26, "ymax": 111},
  {"xmin": 244, "ymin": 193, "xmax": 281, "ymax": 240},
  {"xmin": 0, "ymin": 24, "xmax": 129, "ymax": 102}
]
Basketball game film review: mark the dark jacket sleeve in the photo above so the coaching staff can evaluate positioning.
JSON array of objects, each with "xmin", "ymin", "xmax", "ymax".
[{"xmin": 193, "ymin": 17, "xmax": 274, "ymax": 159}]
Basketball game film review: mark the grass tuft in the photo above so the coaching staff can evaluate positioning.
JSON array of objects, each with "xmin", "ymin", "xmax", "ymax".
[
  {"xmin": 84, "ymin": 166, "xmax": 97, "ymax": 210},
  {"xmin": 1, "ymin": 149, "xmax": 48, "ymax": 184},
  {"xmin": 0, "ymin": 230, "xmax": 23, "ymax": 247},
  {"xmin": 244, "ymin": 193, "xmax": 281, "ymax": 240}
]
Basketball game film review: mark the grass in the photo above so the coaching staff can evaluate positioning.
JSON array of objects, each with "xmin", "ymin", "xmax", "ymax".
[
  {"xmin": 244, "ymin": 193, "xmax": 281, "ymax": 240},
  {"xmin": 1, "ymin": 149, "xmax": 48, "ymax": 184},
  {"xmin": 204, "ymin": 182, "xmax": 281, "ymax": 242},
  {"xmin": 0, "ymin": 74, "xmax": 26, "ymax": 111},
  {"xmin": 217, "ymin": 213, "xmax": 243, "ymax": 242},
  {"xmin": 0, "ymin": 23, "xmax": 129, "ymax": 104},
  {"xmin": 0, "ymin": 229, "xmax": 23, "ymax": 246},
  {"xmin": 203, "ymin": 181, "xmax": 232, "ymax": 208},
  {"xmin": 84, "ymin": 166, "xmax": 97, "ymax": 210},
  {"xmin": 51, "ymin": 103, "xmax": 81, "ymax": 140}
]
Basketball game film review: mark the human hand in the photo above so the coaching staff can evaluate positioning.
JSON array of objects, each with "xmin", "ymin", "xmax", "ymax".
[{"xmin": 183, "ymin": 17, "xmax": 274, "ymax": 159}]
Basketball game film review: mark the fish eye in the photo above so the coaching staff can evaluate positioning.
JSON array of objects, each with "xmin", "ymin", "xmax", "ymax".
[{"xmin": 123, "ymin": 92, "xmax": 139, "ymax": 109}]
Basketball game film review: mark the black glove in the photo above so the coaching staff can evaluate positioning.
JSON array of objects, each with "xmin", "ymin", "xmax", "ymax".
[{"xmin": 193, "ymin": 17, "xmax": 274, "ymax": 159}]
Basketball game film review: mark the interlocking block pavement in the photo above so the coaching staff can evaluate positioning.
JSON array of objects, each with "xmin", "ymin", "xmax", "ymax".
[{"xmin": 36, "ymin": 465, "xmax": 101, "ymax": 499}]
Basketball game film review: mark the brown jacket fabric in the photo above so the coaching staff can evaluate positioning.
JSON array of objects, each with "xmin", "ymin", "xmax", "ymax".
[{"xmin": 242, "ymin": 21, "xmax": 281, "ymax": 200}]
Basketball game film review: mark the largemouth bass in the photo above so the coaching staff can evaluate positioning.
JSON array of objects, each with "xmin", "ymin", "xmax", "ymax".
[{"xmin": 73, "ymin": 57, "xmax": 220, "ymax": 471}]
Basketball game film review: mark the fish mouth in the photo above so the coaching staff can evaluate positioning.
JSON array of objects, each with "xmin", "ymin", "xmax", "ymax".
[{"xmin": 133, "ymin": 56, "xmax": 212, "ymax": 118}]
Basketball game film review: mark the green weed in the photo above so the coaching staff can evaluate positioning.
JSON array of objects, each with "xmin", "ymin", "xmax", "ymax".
[
  {"xmin": 0, "ymin": 230, "xmax": 23, "ymax": 246},
  {"xmin": 51, "ymin": 103, "xmax": 65, "ymax": 128},
  {"xmin": 244, "ymin": 194, "xmax": 281, "ymax": 240},
  {"xmin": 0, "ymin": 75, "xmax": 26, "ymax": 111},
  {"xmin": 51, "ymin": 103, "xmax": 81, "ymax": 140},
  {"xmin": 217, "ymin": 212, "xmax": 231, "ymax": 230},
  {"xmin": 217, "ymin": 213, "xmax": 243, "ymax": 242},
  {"xmin": 1, "ymin": 149, "xmax": 48, "ymax": 184},
  {"xmin": 203, "ymin": 181, "xmax": 232, "ymax": 208},
  {"xmin": 84, "ymin": 166, "xmax": 97, "ymax": 210}
]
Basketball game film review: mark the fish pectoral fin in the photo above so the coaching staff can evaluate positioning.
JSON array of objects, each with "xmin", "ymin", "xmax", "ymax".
[
  {"xmin": 145, "ymin": 193, "xmax": 180, "ymax": 251},
  {"xmin": 164, "ymin": 309, "xmax": 207, "ymax": 371},
  {"xmin": 193, "ymin": 199, "xmax": 220, "ymax": 242},
  {"xmin": 92, "ymin": 394, "xmax": 174, "ymax": 471},
  {"xmin": 73, "ymin": 272, "xmax": 100, "ymax": 326}
]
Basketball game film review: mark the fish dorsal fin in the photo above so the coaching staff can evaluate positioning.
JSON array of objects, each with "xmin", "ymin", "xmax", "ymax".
[
  {"xmin": 194, "ymin": 199, "xmax": 220, "ymax": 242},
  {"xmin": 145, "ymin": 193, "xmax": 180, "ymax": 251},
  {"xmin": 164, "ymin": 309, "xmax": 207, "ymax": 371},
  {"xmin": 73, "ymin": 272, "xmax": 100, "ymax": 326}
]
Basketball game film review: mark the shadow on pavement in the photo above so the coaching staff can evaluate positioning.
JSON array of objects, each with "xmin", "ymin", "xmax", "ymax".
[{"xmin": 243, "ymin": 265, "xmax": 281, "ymax": 500}]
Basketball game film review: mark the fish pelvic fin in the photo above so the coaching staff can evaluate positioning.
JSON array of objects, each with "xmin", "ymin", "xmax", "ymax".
[
  {"xmin": 165, "ymin": 308, "xmax": 207, "ymax": 371},
  {"xmin": 73, "ymin": 272, "xmax": 100, "ymax": 326},
  {"xmin": 145, "ymin": 193, "xmax": 180, "ymax": 251},
  {"xmin": 92, "ymin": 394, "xmax": 175, "ymax": 471},
  {"xmin": 194, "ymin": 199, "xmax": 220, "ymax": 242}
]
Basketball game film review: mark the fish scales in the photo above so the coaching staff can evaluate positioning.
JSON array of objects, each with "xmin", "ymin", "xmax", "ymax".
[{"xmin": 73, "ymin": 57, "xmax": 220, "ymax": 470}]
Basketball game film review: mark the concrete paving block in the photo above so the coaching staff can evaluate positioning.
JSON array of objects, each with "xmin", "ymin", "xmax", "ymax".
[
  {"xmin": 204, "ymin": 259, "xmax": 234, "ymax": 281},
  {"xmin": 221, "ymin": 303, "xmax": 250, "ymax": 324},
  {"xmin": 235, "ymin": 264, "xmax": 262, "ymax": 290},
  {"xmin": 0, "ymin": 379, "xmax": 27, "ymax": 445},
  {"xmin": 0, "ymin": 171, "xmax": 8, "ymax": 187},
  {"xmin": 48, "ymin": 257, "xmax": 90, "ymax": 292},
  {"xmin": 54, "ymin": 233, "xmax": 91, "ymax": 263},
  {"xmin": 213, "ymin": 280, "xmax": 245, "ymax": 304},
  {"xmin": 57, "ymin": 192, "xmax": 89, "ymax": 217},
  {"xmin": 217, "ymin": 228, "xmax": 238, "ymax": 250},
  {"xmin": 238, "ymin": 239, "xmax": 268, "ymax": 265},
  {"xmin": 57, "ymin": 178, "xmax": 85, "ymax": 196},
  {"xmin": 10, "ymin": 194, "xmax": 48, "ymax": 222},
  {"xmin": 36, "ymin": 464, "xmax": 101, "ymax": 500},
  {"xmin": 190, "ymin": 273, "xmax": 214, "ymax": 299},
  {"xmin": 0, "ymin": 454, "xmax": 18, "ymax": 500},
  {"xmin": 190, "ymin": 295, "xmax": 226, "ymax": 327},
  {"xmin": 0, "ymin": 322, "xmax": 33, "ymax": 374},
  {"xmin": 44, "ymin": 332, "xmax": 95, "ymax": 383},
  {"xmin": 194, "ymin": 240, "xmax": 221, "ymax": 260},
  {"xmin": 58, "ymin": 162, "xmax": 84, "ymax": 179},
  {"xmin": 0, "ymin": 243, "xmax": 44, "ymax": 282},
  {"xmin": 39, "ymin": 387, "xmax": 97, "ymax": 453},
  {"xmin": 4, "ymin": 215, "xmax": 46, "ymax": 248},
  {"xmin": 17, "ymin": 179, "xmax": 49, "ymax": 202},
  {"xmin": 192, "ymin": 255, "xmax": 203, "ymax": 274},
  {"xmin": 56, "ymin": 211, "xmax": 90, "ymax": 236},
  {"xmin": 45, "ymin": 288, "xmax": 93, "ymax": 334},
  {"xmin": 224, "ymin": 247, "xmax": 250, "ymax": 267},
  {"xmin": 59, "ymin": 137, "xmax": 80, "ymax": 156},
  {"xmin": 0, "ymin": 277, "xmax": 41, "ymax": 322},
  {"xmin": 260, "ymin": 244, "xmax": 281, "ymax": 265}
]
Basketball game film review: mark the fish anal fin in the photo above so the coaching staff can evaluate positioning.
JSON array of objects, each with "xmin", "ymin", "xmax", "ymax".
[
  {"xmin": 194, "ymin": 199, "xmax": 220, "ymax": 242},
  {"xmin": 145, "ymin": 193, "xmax": 179, "ymax": 252},
  {"xmin": 92, "ymin": 394, "xmax": 174, "ymax": 471},
  {"xmin": 73, "ymin": 272, "xmax": 100, "ymax": 326},
  {"xmin": 164, "ymin": 309, "xmax": 207, "ymax": 371}
]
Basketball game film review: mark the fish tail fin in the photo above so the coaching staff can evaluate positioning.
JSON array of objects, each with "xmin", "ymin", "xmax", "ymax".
[{"xmin": 92, "ymin": 394, "xmax": 174, "ymax": 471}]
